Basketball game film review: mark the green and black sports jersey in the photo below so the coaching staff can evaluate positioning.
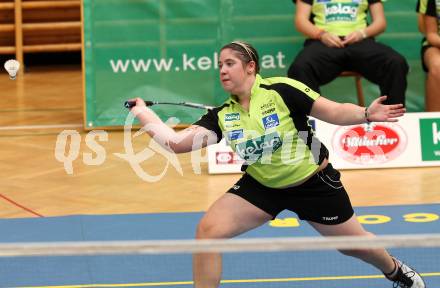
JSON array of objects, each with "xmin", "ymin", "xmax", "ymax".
[
  {"xmin": 194, "ymin": 75, "xmax": 329, "ymax": 188},
  {"xmin": 417, "ymin": 0, "xmax": 429, "ymax": 47},
  {"xmin": 417, "ymin": 0, "xmax": 428, "ymax": 14},
  {"xmin": 295, "ymin": 0, "xmax": 381, "ymax": 37},
  {"xmin": 425, "ymin": 0, "xmax": 440, "ymax": 42}
]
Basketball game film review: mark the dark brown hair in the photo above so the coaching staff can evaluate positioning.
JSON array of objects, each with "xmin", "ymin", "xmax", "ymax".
[{"xmin": 220, "ymin": 41, "xmax": 260, "ymax": 74}]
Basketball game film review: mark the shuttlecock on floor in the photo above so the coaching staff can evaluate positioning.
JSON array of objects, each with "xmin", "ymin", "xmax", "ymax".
[{"xmin": 4, "ymin": 59, "xmax": 20, "ymax": 80}]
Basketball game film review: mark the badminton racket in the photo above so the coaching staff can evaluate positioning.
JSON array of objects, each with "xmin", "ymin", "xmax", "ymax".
[{"xmin": 124, "ymin": 100, "xmax": 214, "ymax": 110}]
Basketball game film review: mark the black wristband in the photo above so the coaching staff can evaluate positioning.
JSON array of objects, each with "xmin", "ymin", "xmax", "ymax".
[{"xmin": 365, "ymin": 107, "xmax": 371, "ymax": 123}]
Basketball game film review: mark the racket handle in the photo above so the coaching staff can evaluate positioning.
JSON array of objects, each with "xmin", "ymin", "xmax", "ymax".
[{"xmin": 124, "ymin": 100, "xmax": 155, "ymax": 108}]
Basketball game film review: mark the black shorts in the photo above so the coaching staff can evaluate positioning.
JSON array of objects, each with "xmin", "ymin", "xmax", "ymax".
[
  {"xmin": 227, "ymin": 164, "xmax": 354, "ymax": 225},
  {"xmin": 421, "ymin": 38, "xmax": 432, "ymax": 72}
]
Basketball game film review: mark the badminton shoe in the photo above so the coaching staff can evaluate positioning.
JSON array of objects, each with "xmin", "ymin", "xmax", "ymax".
[{"xmin": 385, "ymin": 257, "xmax": 426, "ymax": 288}]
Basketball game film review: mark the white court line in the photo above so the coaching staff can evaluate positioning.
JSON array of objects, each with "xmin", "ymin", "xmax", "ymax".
[{"xmin": 0, "ymin": 124, "xmax": 83, "ymax": 131}]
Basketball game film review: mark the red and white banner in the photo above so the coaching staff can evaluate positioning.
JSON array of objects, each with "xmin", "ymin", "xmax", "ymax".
[{"xmin": 208, "ymin": 112, "xmax": 440, "ymax": 174}]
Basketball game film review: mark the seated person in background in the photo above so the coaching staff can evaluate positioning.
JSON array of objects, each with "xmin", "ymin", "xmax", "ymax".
[
  {"xmin": 288, "ymin": 0, "xmax": 408, "ymax": 106},
  {"xmin": 417, "ymin": 3, "xmax": 426, "ymax": 34},
  {"xmin": 417, "ymin": 0, "xmax": 440, "ymax": 111}
]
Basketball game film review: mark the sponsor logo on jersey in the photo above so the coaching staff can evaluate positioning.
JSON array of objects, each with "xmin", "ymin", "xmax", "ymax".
[
  {"xmin": 224, "ymin": 122, "xmax": 241, "ymax": 129},
  {"xmin": 259, "ymin": 100, "xmax": 275, "ymax": 110},
  {"xmin": 325, "ymin": 3, "xmax": 359, "ymax": 22},
  {"xmin": 261, "ymin": 107, "xmax": 276, "ymax": 116},
  {"xmin": 227, "ymin": 129, "xmax": 244, "ymax": 141},
  {"xmin": 262, "ymin": 113, "xmax": 280, "ymax": 129},
  {"xmin": 260, "ymin": 100, "xmax": 276, "ymax": 116},
  {"xmin": 224, "ymin": 113, "xmax": 240, "ymax": 121},
  {"xmin": 332, "ymin": 123, "xmax": 407, "ymax": 164},
  {"xmin": 235, "ymin": 131, "xmax": 282, "ymax": 162}
]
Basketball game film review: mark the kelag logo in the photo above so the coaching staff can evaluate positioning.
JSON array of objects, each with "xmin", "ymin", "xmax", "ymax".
[
  {"xmin": 325, "ymin": 3, "xmax": 358, "ymax": 22},
  {"xmin": 419, "ymin": 118, "xmax": 440, "ymax": 161},
  {"xmin": 332, "ymin": 123, "xmax": 407, "ymax": 164},
  {"xmin": 224, "ymin": 113, "xmax": 240, "ymax": 121},
  {"xmin": 235, "ymin": 131, "xmax": 282, "ymax": 162}
]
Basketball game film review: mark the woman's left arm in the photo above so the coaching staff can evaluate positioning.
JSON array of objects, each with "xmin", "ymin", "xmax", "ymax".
[
  {"xmin": 364, "ymin": 2, "xmax": 387, "ymax": 38},
  {"xmin": 310, "ymin": 96, "xmax": 406, "ymax": 125}
]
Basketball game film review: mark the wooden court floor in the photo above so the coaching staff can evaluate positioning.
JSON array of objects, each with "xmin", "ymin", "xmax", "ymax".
[{"xmin": 0, "ymin": 65, "xmax": 439, "ymax": 219}]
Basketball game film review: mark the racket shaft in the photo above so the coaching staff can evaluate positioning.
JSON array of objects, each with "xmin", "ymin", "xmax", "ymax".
[{"xmin": 124, "ymin": 100, "xmax": 212, "ymax": 109}]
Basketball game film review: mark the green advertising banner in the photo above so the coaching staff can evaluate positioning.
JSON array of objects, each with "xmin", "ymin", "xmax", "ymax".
[
  {"xmin": 83, "ymin": 0, "xmax": 424, "ymax": 129},
  {"xmin": 420, "ymin": 118, "xmax": 440, "ymax": 161}
]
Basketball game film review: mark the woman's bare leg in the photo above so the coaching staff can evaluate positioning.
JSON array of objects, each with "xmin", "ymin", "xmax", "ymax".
[
  {"xmin": 308, "ymin": 214, "xmax": 395, "ymax": 274},
  {"xmin": 424, "ymin": 47, "xmax": 440, "ymax": 112},
  {"xmin": 193, "ymin": 193, "xmax": 273, "ymax": 288}
]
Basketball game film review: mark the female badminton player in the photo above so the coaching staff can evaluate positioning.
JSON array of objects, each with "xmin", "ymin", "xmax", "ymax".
[{"xmin": 128, "ymin": 40, "xmax": 425, "ymax": 288}]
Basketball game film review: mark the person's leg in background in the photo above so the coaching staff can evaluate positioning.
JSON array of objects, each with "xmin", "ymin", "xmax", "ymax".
[
  {"xmin": 287, "ymin": 40, "xmax": 345, "ymax": 93},
  {"xmin": 347, "ymin": 39, "xmax": 409, "ymax": 106},
  {"xmin": 193, "ymin": 193, "xmax": 272, "ymax": 288},
  {"xmin": 423, "ymin": 46, "xmax": 440, "ymax": 111}
]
